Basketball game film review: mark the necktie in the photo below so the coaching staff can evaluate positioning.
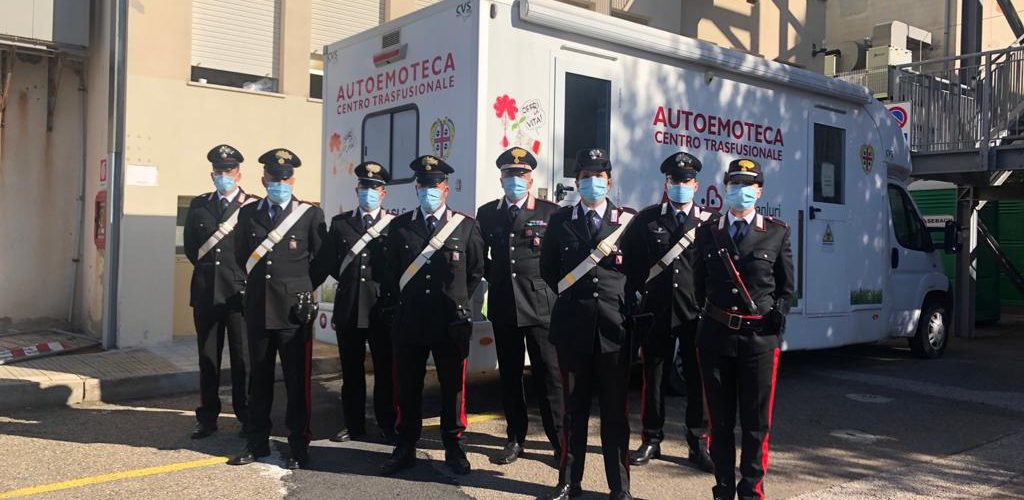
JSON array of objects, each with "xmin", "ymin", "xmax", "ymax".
[
  {"xmin": 221, "ymin": 198, "xmax": 230, "ymax": 211},
  {"xmin": 732, "ymin": 220, "xmax": 748, "ymax": 245},
  {"xmin": 269, "ymin": 205, "xmax": 278, "ymax": 222},
  {"xmin": 508, "ymin": 204, "xmax": 520, "ymax": 225},
  {"xmin": 362, "ymin": 214, "xmax": 374, "ymax": 230},
  {"xmin": 587, "ymin": 210, "xmax": 600, "ymax": 238},
  {"xmin": 676, "ymin": 211, "xmax": 687, "ymax": 227},
  {"xmin": 426, "ymin": 215, "xmax": 438, "ymax": 233}
]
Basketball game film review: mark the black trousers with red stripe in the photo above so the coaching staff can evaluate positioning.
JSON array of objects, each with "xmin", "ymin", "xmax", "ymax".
[
  {"xmin": 337, "ymin": 325, "xmax": 396, "ymax": 435},
  {"xmin": 247, "ymin": 325, "xmax": 313, "ymax": 459},
  {"xmin": 639, "ymin": 318, "xmax": 703, "ymax": 443},
  {"xmin": 697, "ymin": 322, "xmax": 780, "ymax": 500},
  {"xmin": 557, "ymin": 346, "xmax": 631, "ymax": 494},
  {"xmin": 394, "ymin": 339, "xmax": 468, "ymax": 449}
]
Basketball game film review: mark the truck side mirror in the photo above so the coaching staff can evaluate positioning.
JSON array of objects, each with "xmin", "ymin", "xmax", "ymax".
[{"xmin": 943, "ymin": 220, "xmax": 961, "ymax": 254}]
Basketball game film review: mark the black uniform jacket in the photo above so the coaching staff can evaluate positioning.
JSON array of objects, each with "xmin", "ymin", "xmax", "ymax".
[
  {"xmin": 476, "ymin": 195, "xmax": 560, "ymax": 328},
  {"xmin": 184, "ymin": 190, "xmax": 260, "ymax": 308},
  {"xmin": 693, "ymin": 212, "xmax": 795, "ymax": 330},
  {"xmin": 236, "ymin": 197, "xmax": 327, "ymax": 331},
  {"xmin": 540, "ymin": 201, "xmax": 638, "ymax": 355},
  {"xmin": 312, "ymin": 209, "xmax": 394, "ymax": 330},
  {"xmin": 381, "ymin": 207, "xmax": 485, "ymax": 348},
  {"xmin": 622, "ymin": 203, "xmax": 721, "ymax": 332}
]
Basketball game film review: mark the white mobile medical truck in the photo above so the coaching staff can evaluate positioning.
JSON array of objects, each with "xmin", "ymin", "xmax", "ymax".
[{"xmin": 314, "ymin": 0, "xmax": 952, "ymax": 370}]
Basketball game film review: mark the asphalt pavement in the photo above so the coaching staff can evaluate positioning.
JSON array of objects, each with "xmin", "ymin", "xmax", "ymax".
[{"xmin": 2, "ymin": 322, "xmax": 1024, "ymax": 499}]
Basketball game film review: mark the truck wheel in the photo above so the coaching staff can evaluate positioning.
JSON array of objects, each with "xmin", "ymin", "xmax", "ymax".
[{"xmin": 909, "ymin": 300, "xmax": 948, "ymax": 359}]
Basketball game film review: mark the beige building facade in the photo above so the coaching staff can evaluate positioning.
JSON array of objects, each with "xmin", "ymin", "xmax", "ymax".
[
  {"xmin": 826, "ymin": 0, "xmax": 1024, "ymax": 65},
  {"xmin": 2, "ymin": 0, "xmax": 828, "ymax": 348}
]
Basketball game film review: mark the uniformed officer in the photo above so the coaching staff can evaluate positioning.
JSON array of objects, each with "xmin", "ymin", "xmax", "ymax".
[
  {"xmin": 378, "ymin": 155, "xmax": 485, "ymax": 477},
  {"xmin": 312, "ymin": 161, "xmax": 398, "ymax": 444},
  {"xmin": 227, "ymin": 148, "xmax": 327, "ymax": 470},
  {"xmin": 183, "ymin": 144, "xmax": 256, "ymax": 440},
  {"xmin": 693, "ymin": 158, "xmax": 794, "ymax": 500},
  {"xmin": 476, "ymin": 147, "xmax": 563, "ymax": 466},
  {"xmin": 621, "ymin": 152, "xmax": 716, "ymax": 471},
  {"xmin": 540, "ymin": 148, "xmax": 638, "ymax": 500}
]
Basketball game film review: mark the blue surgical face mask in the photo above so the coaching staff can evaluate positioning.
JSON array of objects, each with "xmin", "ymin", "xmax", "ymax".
[
  {"xmin": 418, "ymin": 186, "xmax": 443, "ymax": 213},
  {"xmin": 213, "ymin": 174, "xmax": 236, "ymax": 195},
  {"xmin": 578, "ymin": 176, "xmax": 609, "ymax": 205},
  {"xmin": 501, "ymin": 176, "xmax": 529, "ymax": 201},
  {"xmin": 666, "ymin": 183, "xmax": 695, "ymax": 204},
  {"xmin": 725, "ymin": 184, "xmax": 758, "ymax": 211},
  {"xmin": 266, "ymin": 181, "xmax": 293, "ymax": 205},
  {"xmin": 357, "ymin": 188, "xmax": 381, "ymax": 211}
]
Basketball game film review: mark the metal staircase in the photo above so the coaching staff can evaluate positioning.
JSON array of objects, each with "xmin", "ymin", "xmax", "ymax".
[
  {"xmin": 887, "ymin": 42, "xmax": 1024, "ymax": 183},
  {"xmin": 875, "ymin": 40, "xmax": 1024, "ymax": 337}
]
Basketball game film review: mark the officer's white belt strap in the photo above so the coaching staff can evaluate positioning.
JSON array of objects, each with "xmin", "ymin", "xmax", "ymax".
[
  {"xmin": 339, "ymin": 214, "xmax": 395, "ymax": 275},
  {"xmin": 197, "ymin": 197, "xmax": 258, "ymax": 261},
  {"xmin": 645, "ymin": 211, "xmax": 711, "ymax": 283},
  {"xmin": 399, "ymin": 213, "xmax": 466, "ymax": 291},
  {"xmin": 245, "ymin": 204, "xmax": 313, "ymax": 274},
  {"xmin": 557, "ymin": 211, "xmax": 635, "ymax": 294}
]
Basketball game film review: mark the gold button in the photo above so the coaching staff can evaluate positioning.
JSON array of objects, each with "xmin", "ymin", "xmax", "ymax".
[
  {"xmin": 426, "ymin": 275, "xmax": 432, "ymax": 279},
  {"xmin": 592, "ymin": 292, "xmax": 599, "ymax": 298},
  {"xmin": 510, "ymin": 246, "xmax": 515, "ymax": 251},
  {"xmin": 510, "ymin": 259, "xmax": 516, "ymax": 264},
  {"xmin": 360, "ymin": 265, "xmax": 366, "ymax": 269},
  {"xmin": 267, "ymin": 261, "xmax": 272, "ymax": 265},
  {"xmin": 673, "ymin": 283, "xmax": 679, "ymax": 288},
  {"xmin": 360, "ymin": 278, "xmax": 366, "ymax": 282},
  {"xmin": 592, "ymin": 277, "xmax": 599, "ymax": 283},
  {"xmin": 425, "ymin": 289, "xmax": 431, "ymax": 294},
  {"xmin": 731, "ymin": 288, "xmax": 738, "ymax": 294},
  {"xmin": 731, "ymin": 306, "xmax": 738, "ymax": 311},
  {"xmin": 216, "ymin": 248, "xmax": 221, "ymax": 253},
  {"xmin": 512, "ymin": 273, "xmax": 517, "ymax": 278},
  {"xmin": 215, "ymin": 261, "xmax": 220, "ymax": 265},
  {"xmin": 265, "ymin": 274, "xmax": 271, "ymax": 279}
]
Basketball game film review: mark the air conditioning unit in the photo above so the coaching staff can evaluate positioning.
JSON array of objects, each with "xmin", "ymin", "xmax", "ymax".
[
  {"xmin": 867, "ymin": 46, "xmax": 912, "ymax": 69},
  {"xmin": 0, "ymin": 0, "xmax": 89, "ymax": 48}
]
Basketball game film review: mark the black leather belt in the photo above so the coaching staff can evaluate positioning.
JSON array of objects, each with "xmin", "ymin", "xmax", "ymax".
[{"xmin": 705, "ymin": 305, "xmax": 763, "ymax": 330}]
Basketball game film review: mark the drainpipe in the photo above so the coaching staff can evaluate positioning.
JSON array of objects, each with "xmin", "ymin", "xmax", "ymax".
[
  {"xmin": 101, "ymin": 0, "xmax": 127, "ymax": 349},
  {"xmin": 68, "ymin": 63, "xmax": 87, "ymax": 324}
]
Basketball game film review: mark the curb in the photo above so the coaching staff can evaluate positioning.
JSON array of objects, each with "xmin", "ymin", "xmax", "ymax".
[{"xmin": 0, "ymin": 356, "xmax": 341, "ymax": 411}]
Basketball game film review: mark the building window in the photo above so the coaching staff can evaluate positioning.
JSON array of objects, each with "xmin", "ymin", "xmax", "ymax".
[
  {"xmin": 813, "ymin": 123, "xmax": 845, "ymax": 204},
  {"xmin": 562, "ymin": 73, "xmax": 611, "ymax": 178},
  {"xmin": 309, "ymin": 0, "xmax": 384, "ymax": 100},
  {"xmin": 362, "ymin": 105, "xmax": 419, "ymax": 176},
  {"xmin": 190, "ymin": 0, "xmax": 281, "ymax": 92}
]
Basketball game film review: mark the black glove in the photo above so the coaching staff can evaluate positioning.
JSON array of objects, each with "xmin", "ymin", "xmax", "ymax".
[{"xmin": 765, "ymin": 308, "xmax": 786, "ymax": 336}]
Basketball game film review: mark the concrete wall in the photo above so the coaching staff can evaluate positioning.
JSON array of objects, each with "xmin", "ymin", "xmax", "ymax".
[
  {"xmin": 0, "ymin": 52, "xmax": 87, "ymax": 326},
  {"xmin": 76, "ymin": 0, "xmax": 111, "ymax": 337},
  {"xmin": 116, "ymin": 0, "xmax": 322, "ymax": 345},
  {"xmin": 684, "ymin": 0, "xmax": 826, "ymax": 72}
]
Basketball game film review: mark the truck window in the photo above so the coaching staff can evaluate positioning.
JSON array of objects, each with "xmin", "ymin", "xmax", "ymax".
[
  {"xmin": 361, "ymin": 105, "xmax": 419, "ymax": 176},
  {"xmin": 562, "ymin": 73, "xmax": 611, "ymax": 178},
  {"xmin": 888, "ymin": 185, "xmax": 934, "ymax": 251},
  {"xmin": 813, "ymin": 124, "xmax": 845, "ymax": 204}
]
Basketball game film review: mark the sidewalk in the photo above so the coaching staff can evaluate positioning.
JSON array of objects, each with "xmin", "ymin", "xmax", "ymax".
[{"xmin": 0, "ymin": 337, "xmax": 340, "ymax": 411}]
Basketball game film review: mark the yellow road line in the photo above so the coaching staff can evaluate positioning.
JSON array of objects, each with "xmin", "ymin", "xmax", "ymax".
[
  {"xmin": 422, "ymin": 412, "xmax": 502, "ymax": 428},
  {"xmin": 0, "ymin": 456, "xmax": 228, "ymax": 499}
]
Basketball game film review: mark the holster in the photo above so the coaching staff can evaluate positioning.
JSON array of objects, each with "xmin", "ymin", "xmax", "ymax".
[
  {"xmin": 290, "ymin": 291, "xmax": 319, "ymax": 325},
  {"xmin": 449, "ymin": 317, "xmax": 473, "ymax": 358}
]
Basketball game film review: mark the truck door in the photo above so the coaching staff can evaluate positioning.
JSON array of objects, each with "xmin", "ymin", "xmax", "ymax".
[
  {"xmin": 886, "ymin": 183, "xmax": 936, "ymax": 335},
  {"xmin": 805, "ymin": 109, "xmax": 852, "ymax": 316},
  {"xmin": 551, "ymin": 54, "xmax": 618, "ymax": 205}
]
